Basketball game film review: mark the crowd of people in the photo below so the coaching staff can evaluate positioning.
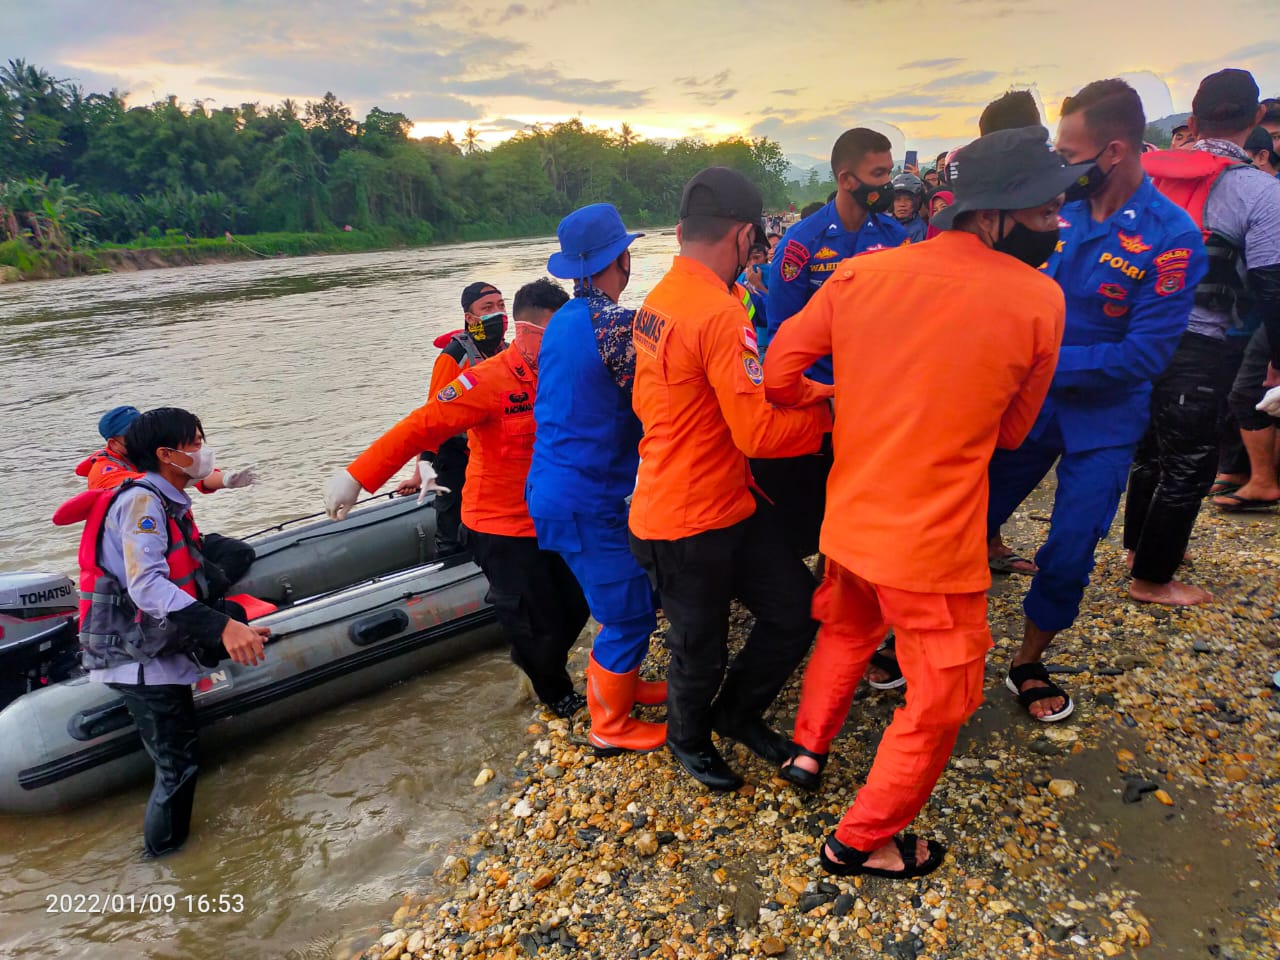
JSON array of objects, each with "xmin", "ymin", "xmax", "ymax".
[{"xmin": 62, "ymin": 66, "xmax": 1280, "ymax": 878}]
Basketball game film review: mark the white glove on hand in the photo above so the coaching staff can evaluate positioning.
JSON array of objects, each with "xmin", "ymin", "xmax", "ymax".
[
  {"xmin": 1257, "ymin": 385, "xmax": 1280, "ymax": 418},
  {"xmin": 324, "ymin": 470, "xmax": 363, "ymax": 520},
  {"xmin": 222, "ymin": 465, "xmax": 258, "ymax": 489},
  {"xmin": 415, "ymin": 460, "xmax": 453, "ymax": 504}
]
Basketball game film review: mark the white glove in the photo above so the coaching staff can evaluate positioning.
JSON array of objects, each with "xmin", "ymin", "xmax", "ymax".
[
  {"xmin": 415, "ymin": 460, "xmax": 453, "ymax": 504},
  {"xmin": 324, "ymin": 470, "xmax": 363, "ymax": 520},
  {"xmin": 1257, "ymin": 385, "xmax": 1280, "ymax": 418},
  {"xmin": 222, "ymin": 465, "xmax": 258, "ymax": 489}
]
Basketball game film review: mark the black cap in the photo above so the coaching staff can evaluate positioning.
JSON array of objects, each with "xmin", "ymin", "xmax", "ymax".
[
  {"xmin": 679, "ymin": 167, "xmax": 767, "ymax": 245},
  {"xmin": 1192, "ymin": 69, "xmax": 1259, "ymax": 131},
  {"xmin": 1171, "ymin": 123, "xmax": 1190, "ymax": 135},
  {"xmin": 930, "ymin": 125, "xmax": 1091, "ymax": 231},
  {"xmin": 461, "ymin": 281, "xmax": 500, "ymax": 312}
]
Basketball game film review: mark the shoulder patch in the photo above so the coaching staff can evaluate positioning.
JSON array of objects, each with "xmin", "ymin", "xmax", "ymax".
[
  {"xmin": 780, "ymin": 239, "xmax": 810, "ymax": 282},
  {"xmin": 741, "ymin": 350, "xmax": 764, "ymax": 386},
  {"xmin": 1155, "ymin": 270, "xmax": 1186, "ymax": 296},
  {"xmin": 742, "ymin": 325, "xmax": 758, "ymax": 353},
  {"xmin": 135, "ymin": 515, "xmax": 161, "ymax": 535},
  {"xmin": 813, "ymin": 245, "xmax": 840, "ymax": 260},
  {"xmin": 437, "ymin": 370, "xmax": 477, "ymax": 402}
]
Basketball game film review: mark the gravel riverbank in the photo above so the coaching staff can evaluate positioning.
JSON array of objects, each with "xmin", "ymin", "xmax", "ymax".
[{"xmin": 342, "ymin": 487, "xmax": 1280, "ymax": 960}]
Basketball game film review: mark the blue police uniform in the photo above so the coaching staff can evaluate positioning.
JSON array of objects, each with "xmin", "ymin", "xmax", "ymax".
[
  {"xmin": 767, "ymin": 200, "xmax": 909, "ymax": 384},
  {"xmin": 526, "ymin": 289, "xmax": 654, "ymax": 673},
  {"xmin": 898, "ymin": 216, "xmax": 928, "ymax": 243},
  {"xmin": 987, "ymin": 177, "xmax": 1206, "ymax": 631}
]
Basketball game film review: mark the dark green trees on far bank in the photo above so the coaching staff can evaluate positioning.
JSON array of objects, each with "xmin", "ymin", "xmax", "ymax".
[{"xmin": 0, "ymin": 59, "xmax": 791, "ymax": 249}]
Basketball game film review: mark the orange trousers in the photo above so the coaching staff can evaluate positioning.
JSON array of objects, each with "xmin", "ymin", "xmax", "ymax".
[{"xmin": 792, "ymin": 561, "xmax": 992, "ymax": 852}]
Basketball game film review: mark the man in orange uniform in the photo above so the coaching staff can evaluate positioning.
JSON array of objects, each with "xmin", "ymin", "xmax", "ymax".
[
  {"xmin": 399, "ymin": 282, "xmax": 509, "ymax": 556},
  {"xmin": 767, "ymin": 127, "xmax": 1074, "ymax": 880},
  {"xmin": 324, "ymin": 280, "xmax": 592, "ymax": 718},
  {"xmin": 629, "ymin": 167, "xmax": 834, "ymax": 792}
]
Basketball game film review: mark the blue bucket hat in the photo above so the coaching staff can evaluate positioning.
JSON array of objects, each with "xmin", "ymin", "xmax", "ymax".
[
  {"xmin": 546, "ymin": 204, "xmax": 643, "ymax": 281},
  {"xmin": 98, "ymin": 405, "xmax": 141, "ymax": 440}
]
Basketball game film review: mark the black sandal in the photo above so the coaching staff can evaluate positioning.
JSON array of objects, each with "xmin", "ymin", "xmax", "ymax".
[
  {"xmin": 819, "ymin": 832, "xmax": 947, "ymax": 880},
  {"xmin": 867, "ymin": 649, "xmax": 905, "ymax": 690},
  {"xmin": 779, "ymin": 745, "xmax": 827, "ymax": 791},
  {"xmin": 1005, "ymin": 662, "xmax": 1074, "ymax": 722}
]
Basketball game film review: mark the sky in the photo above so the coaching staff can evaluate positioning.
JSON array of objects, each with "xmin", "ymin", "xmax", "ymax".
[{"xmin": 9, "ymin": 0, "xmax": 1280, "ymax": 168}]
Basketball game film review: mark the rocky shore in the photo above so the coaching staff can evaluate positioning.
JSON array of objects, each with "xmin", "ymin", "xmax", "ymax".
[{"xmin": 343, "ymin": 489, "xmax": 1280, "ymax": 960}]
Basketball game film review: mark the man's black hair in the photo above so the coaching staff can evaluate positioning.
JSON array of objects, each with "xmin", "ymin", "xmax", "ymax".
[
  {"xmin": 748, "ymin": 241, "xmax": 770, "ymax": 258},
  {"xmin": 1060, "ymin": 78, "xmax": 1145, "ymax": 150},
  {"xmin": 1263, "ymin": 99, "xmax": 1280, "ymax": 127},
  {"xmin": 800, "ymin": 201, "xmax": 824, "ymax": 218},
  {"xmin": 512, "ymin": 278, "xmax": 569, "ymax": 317},
  {"xmin": 979, "ymin": 90, "xmax": 1041, "ymax": 135},
  {"xmin": 679, "ymin": 214, "xmax": 740, "ymax": 244},
  {"xmin": 125, "ymin": 407, "xmax": 204, "ymax": 473},
  {"xmin": 830, "ymin": 128, "xmax": 893, "ymax": 178}
]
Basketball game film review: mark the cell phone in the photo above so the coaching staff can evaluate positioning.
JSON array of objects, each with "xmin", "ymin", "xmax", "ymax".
[{"xmin": 904, "ymin": 149, "xmax": 918, "ymax": 171}]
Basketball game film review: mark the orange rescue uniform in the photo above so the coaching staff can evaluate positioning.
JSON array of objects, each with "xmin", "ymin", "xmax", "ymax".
[
  {"xmin": 629, "ymin": 256, "xmax": 832, "ymax": 541},
  {"xmin": 765, "ymin": 230, "xmax": 1064, "ymax": 852},
  {"xmin": 76, "ymin": 450, "xmax": 217, "ymax": 494},
  {"xmin": 347, "ymin": 347, "xmax": 537, "ymax": 538}
]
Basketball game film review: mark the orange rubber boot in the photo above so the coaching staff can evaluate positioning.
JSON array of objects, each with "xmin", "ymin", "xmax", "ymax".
[
  {"xmin": 634, "ymin": 676, "xmax": 667, "ymax": 706},
  {"xmin": 587, "ymin": 655, "xmax": 667, "ymax": 756}
]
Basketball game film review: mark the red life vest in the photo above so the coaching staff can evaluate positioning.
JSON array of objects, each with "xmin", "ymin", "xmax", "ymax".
[
  {"xmin": 1142, "ymin": 149, "xmax": 1244, "ymax": 234},
  {"xmin": 53, "ymin": 479, "xmax": 207, "ymax": 667}
]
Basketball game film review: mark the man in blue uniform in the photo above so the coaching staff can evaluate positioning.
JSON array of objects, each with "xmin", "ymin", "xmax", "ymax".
[
  {"xmin": 988, "ymin": 79, "xmax": 1207, "ymax": 721},
  {"xmin": 526, "ymin": 204, "xmax": 667, "ymax": 756},
  {"xmin": 891, "ymin": 173, "xmax": 929, "ymax": 242},
  {"xmin": 758, "ymin": 129, "xmax": 907, "ymax": 563},
  {"xmin": 767, "ymin": 127, "xmax": 908, "ymax": 382}
]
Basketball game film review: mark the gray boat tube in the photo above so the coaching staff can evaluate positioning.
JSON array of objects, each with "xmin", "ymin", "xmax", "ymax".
[{"xmin": 0, "ymin": 497, "xmax": 501, "ymax": 815}]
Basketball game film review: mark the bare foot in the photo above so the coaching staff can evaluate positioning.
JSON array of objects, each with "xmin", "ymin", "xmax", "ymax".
[
  {"xmin": 1129, "ymin": 578, "xmax": 1214, "ymax": 606},
  {"xmin": 990, "ymin": 537, "xmax": 1038, "ymax": 573},
  {"xmin": 825, "ymin": 836, "xmax": 932, "ymax": 873},
  {"xmin": 1010, "ymin": 662, "xmax": 1065, "ymax": 720},
  {"xmin": 866, "ymin": 662, "xmax": 894, "ymax": 685}
]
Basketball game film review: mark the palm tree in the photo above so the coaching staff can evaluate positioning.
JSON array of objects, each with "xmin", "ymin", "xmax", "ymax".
[{"xmin": 462, "ymin": 125, "xmax": 480, "ymax": 155}]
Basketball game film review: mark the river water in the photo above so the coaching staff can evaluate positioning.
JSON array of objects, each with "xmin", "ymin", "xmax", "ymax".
[{"xmin": 0, "ymin": 233, "xmax": 678, "ymax": 959}]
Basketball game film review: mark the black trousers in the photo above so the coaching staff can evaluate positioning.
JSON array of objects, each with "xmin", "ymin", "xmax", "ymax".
[
  {"xmin": 462, "ymin": 526, "xmax": 590, "ymax": 705},
  {"xmin": 428, "ymin": 435, "xmax": 469, "ymax": 556},
  {"xmin": 201, "ymin": 533, "xmax": 255, "ymax": 596},
  {"xmin": 1124, "ymin": 333, "xmax": 1232, "ymax": 584},
  {"xmin": 749, "ymin": 450, "xmax": 831, "ymax": 561},
  {"xmin": 629, "ymin": 502, "xmax": 818, "ymax": 750},
  {"xmin": 1228, "ymin": 327, "xmax": 1277, "ymax": 432},
  {"xmin": 106, "ymin": 682, "xmax": 199, "ymax": 858}
]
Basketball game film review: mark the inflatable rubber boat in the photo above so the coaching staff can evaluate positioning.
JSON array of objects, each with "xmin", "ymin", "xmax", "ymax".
[{"xmin": 0, "ymin": 496, "xmax": 500, "ymax": 814}]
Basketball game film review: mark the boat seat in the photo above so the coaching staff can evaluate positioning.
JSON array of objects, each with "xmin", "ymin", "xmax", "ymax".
[{"xmin": 225, "ymin": 594, "xmax": 279, "ymax": 621}]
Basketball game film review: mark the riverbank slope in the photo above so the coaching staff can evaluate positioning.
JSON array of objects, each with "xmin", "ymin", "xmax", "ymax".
[{"xmin": 339, "ymin": 484, "xmax": 1280, "ymax": 960}]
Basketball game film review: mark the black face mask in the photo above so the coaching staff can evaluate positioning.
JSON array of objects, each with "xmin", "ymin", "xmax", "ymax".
[
  {"xmin": 467, "ymin": 311, "xmax": 507, "ymax": 346},
  {"xmin": 849, "ymin": 177, "xmax": 893, "ymax": 214},
  {"xmin": 992, "ymin": 212, "xmax": 1059, "ymax": 268},
  {"xmin": 1064, "ymin": 145, "xmax": 1112, "ymax": 202}
]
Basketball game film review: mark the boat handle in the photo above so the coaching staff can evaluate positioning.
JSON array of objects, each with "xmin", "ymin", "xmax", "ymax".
[
  {"xmin": 349, "ymin": 610, "xmax": 409, "ymax": 647},
  {"xmin": 68, "ymin": 700, "xmax": 132, "ymax": 741}
]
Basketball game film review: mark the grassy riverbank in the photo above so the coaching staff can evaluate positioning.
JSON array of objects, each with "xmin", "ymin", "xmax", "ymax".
[
  {"xmin": 0, "ymin": 217, "xmax": 571, "ymax": 283},
  {"xmin": 338, "ymin": 483, "xmax": 1280, "ymax": 960}
]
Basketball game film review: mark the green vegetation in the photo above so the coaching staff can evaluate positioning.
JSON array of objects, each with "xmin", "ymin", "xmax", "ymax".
[{"xmin": 0, "ymin": 58, "xmax": 792, "ymax": 278}]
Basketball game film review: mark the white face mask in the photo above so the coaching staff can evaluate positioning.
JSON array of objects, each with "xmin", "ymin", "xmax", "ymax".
[{"xmin": 173, "ymin": 445, "xmax": 216, "ymax": 480}]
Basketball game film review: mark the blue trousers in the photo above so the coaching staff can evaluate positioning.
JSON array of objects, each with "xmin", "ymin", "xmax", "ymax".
[
  {"xmin": 987, "ymin": 421, "xmax": 1135, "ymax": 633},
  {"xmin": 531, "ymin": 511, "xmax": 656, "ymax": 673}
]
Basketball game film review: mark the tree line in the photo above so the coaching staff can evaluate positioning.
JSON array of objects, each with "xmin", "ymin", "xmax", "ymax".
[{"xmin": 0, "ymin": 59, "xmax": 793, "ymax": 253}]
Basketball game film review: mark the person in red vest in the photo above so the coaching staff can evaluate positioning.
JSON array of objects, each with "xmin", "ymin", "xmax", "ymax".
[
  {"xmin": 78, "ymin": 404, "xmax": 259, "ymax": 586},
  {"xmin": 53, "ymin": 407, "xmax": 269, "ymax": 857}
]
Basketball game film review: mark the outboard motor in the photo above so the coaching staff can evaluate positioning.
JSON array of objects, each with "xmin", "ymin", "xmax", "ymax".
[{"xmin": 0, "ymin": 572, "xmax": 82, "ymax": 709}]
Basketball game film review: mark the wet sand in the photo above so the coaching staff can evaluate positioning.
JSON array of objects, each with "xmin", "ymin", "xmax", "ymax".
[{"xmin": 343, "ymin": 483, "xmax": 1280, "ymax": 960}]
